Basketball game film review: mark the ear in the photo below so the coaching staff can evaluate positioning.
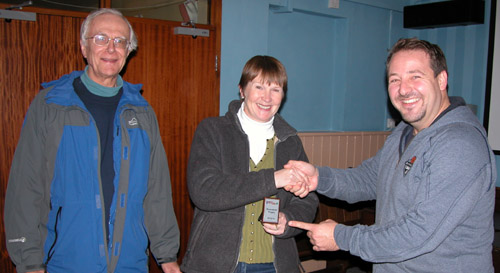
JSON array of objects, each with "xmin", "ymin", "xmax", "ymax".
[
  {"xmin": 80, "ymin": 40, "xmax": 88, "ymax": 59},
  {"xmin": 437, "ymin": 70, "xmax": 448, "ymax": 92},
  {"xmin": 239, "ymin": 85, "xmax": 244, "ymax": 99}
]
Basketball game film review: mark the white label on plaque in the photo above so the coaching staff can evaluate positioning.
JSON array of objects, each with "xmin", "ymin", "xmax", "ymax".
[{"xmin": 262, "ymin": 198, "xmax": 280, "ymax": 223}]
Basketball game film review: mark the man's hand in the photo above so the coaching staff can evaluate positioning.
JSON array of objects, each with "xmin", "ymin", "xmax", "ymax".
[
  {"xmin": 283, "ymin": 160, "xmax": 319, "ymax": 198},
  {"xmin": 288, "ymin": 219, "xmax": 339, "ymax": 251},
  {"xmin": 28, "ymin": 271, "xmax": 44, "ymax": 273},
  {"xmin": 161, "ymin": 261, "xmax": 181, "ymax": 273}
]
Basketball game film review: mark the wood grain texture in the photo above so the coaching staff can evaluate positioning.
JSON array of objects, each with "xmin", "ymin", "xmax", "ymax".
[
  {"xmin": 298, "ymin": 131, "xmax": 390, "ymax": 224},
  {"xmin": 0, "ymin": 1, "xmax": 221, "ymax": 271},
  {"xmin": 296, "ymin": 131, "xmax": 389, "ymax": 264},
  {"xmin": 125, "ymin": 16, "xmax": 220, "ymax": 272},
  {"xmin": 0, "ymin": 13, "xmax": 87, "ymax": 273}
]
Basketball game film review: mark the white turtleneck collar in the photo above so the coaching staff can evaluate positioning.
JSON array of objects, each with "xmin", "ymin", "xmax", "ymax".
[{"xmin": 237, "ymin": 103, "xmax": 275, "ymax": 164}]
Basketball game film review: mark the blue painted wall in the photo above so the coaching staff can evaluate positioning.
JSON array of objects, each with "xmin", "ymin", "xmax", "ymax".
[{"xmin": 220, "ymin": 0, "xmax": 500, "ymax": 186}]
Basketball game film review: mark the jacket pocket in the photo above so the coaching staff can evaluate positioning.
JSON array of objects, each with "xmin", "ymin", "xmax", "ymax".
[
  {"xmin": 183, "ymin": 211, "xmax": 211, "ymax": 264},
  {"xmin": 44, "ymin": 205, "xmax": 62, "ymax": 267}
]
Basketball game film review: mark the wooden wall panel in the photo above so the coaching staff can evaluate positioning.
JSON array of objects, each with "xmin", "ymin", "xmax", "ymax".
[
  {"xmin": 0, "ymin": 1, "xmax": 221, "ymax": 271},
  {"xmin": 299, "ymin": 131, "xmax": 390, "ymax": 168},
  {"xmin": 298, "ymin": 131, "xmax": 390, "ymax": 224},
  {"xmin": 0, "ymin": 14, "xmax": 86, "ymax": 273},
  {"xmin": 296, "ymin": 131, "xmax": 390, "ymax": 265},
  {"xmin": 124, "ymin": 17, "xmax": 220, "ymax": 270}
]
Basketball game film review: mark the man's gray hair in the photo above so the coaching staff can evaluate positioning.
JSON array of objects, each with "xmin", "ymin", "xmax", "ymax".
[{"xmin": 80, "ymin": 8, "xmax": 138, "ymax": 52}]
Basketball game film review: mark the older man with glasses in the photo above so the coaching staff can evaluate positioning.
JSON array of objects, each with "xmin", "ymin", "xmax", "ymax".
[{"xmin": 4, "ymin": 8, "xmax": 181, "ymax": 273}]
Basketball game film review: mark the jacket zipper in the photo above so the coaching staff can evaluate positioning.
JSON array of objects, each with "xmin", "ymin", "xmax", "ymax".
[
  {"xmin": 272, "ymin": 137, "xmax": 282, "ymax": 273},
  {"xmin": 231, "ymin": 131, "xmax": 250, "ymax": 273},
  {"xmin": 73, "ymin": 105, "xmax": 111, "ymax": 265}
]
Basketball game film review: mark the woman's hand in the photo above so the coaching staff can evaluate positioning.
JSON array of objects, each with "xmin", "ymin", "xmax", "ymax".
[
  {"xmin": 262, "ymin": 212, "xmax": 287, "ymax": 235},
  {"xmin": 274, "ymin": 168, "xmax": 303, "ymax": 189}
]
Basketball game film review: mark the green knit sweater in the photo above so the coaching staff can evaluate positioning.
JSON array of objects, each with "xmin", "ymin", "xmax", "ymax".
[{"xmin": 238, "ymin": 137, "xmax": 275, "ymax": 264}]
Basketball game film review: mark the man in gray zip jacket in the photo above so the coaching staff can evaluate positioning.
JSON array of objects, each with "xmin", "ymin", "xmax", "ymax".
[{"xmin": 286, "ymin": 38, "xmax": 496, "ymax": 272}]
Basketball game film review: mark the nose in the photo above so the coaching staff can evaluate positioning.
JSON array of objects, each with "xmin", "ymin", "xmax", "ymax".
[
  {"xmin": 399, "ymin": 79, "xmax": 411, "ymax": 96},
  {"xmin": 262, "ymin": 88, "xmax": 272, "ymax": 102},
  {"xmin": 106, "ymin": 40, "xmax": 116, "ymax": 53}
]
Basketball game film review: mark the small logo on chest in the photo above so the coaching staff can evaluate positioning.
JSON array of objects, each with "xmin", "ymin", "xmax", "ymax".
[
  {"xmin": 403, "ymin": 156, "xmax": 416, "ymax": 176},
  {"xmin": 128, "ymin": 117, "xmax": 138, "ymax": 126}
]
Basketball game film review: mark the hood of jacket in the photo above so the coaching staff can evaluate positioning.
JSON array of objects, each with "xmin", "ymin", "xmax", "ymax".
[{"xmin": 395, "ymin": 96, "xmax": 488, "ymax": 141}]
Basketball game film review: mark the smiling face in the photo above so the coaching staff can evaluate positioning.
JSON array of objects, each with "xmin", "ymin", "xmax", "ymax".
[
  {"xmin": 240, "ymin": 74, "xmax": 284, "ymax": 123},
  {"xmin": 80, "ymin": 13, "xmax": 130, "ymax": 87},
  {"xmin": 387, "ymin": 49, "xmax": 450, "ymax": 134}
]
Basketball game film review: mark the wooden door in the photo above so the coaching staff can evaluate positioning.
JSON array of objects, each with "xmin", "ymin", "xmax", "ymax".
[{"xmin": 0, "ymin": 2, "xmax": 220, "ymax": 272}]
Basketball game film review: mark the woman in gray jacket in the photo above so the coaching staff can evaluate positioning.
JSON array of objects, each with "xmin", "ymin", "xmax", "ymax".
[{"xmin": 180, "ymin": 56, "xmax": 318, "ymax": 273}]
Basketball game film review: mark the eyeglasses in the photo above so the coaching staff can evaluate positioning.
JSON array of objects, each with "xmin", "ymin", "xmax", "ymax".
[{"xmin": 86, "ymin": 34, "xmax": 129, "ymax": 49}]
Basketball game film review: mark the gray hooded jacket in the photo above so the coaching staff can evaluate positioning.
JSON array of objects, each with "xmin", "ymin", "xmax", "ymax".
[{"xmin": 318, "ymin": 97, "xmax": 496, "ymax": 272}]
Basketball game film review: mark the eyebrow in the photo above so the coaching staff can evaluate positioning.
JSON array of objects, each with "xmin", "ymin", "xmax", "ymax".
[
  {"xmin": 388, "ymin": 69, "xmax": 426, "ymax": 77},
  {"xmin": 408, "ymin": 69, "xmax": 425, "ymax": 74},
  {"xmin": 96, "ymin": 32, "xmax": 127, "ymax": 39}
]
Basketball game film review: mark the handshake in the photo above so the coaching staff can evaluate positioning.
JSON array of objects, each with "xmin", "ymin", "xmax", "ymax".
[{"xmin": 275, "ymin": 160, "xmax": 319, "ymax": 198}]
